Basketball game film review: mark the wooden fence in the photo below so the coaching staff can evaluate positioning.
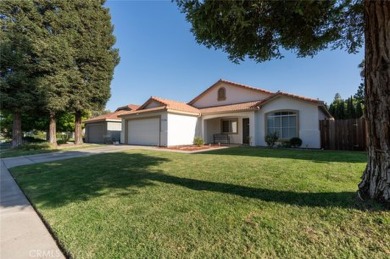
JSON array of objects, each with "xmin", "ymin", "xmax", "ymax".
[{"xmin": 320, "ymin": 118, "xmax": 367, "ymax": 151}]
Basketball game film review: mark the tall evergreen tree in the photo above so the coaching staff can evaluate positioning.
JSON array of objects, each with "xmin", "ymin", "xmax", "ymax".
[
  {"xmin": 64, "ymin": 1, "xmax": 119, "ymax": 144},
  {"xmin": 32, "ymin": 1, "xmax": 74, "ymax": 145},
  {"xmin": 354, "ymin": 61, "xmax": 365, "ymax": 118},
  {"xmin": 1, "ymin": 1, "xmax": 73, "ymax": 146},
  {"xmin": 356, "ymin": 102, "xmax": 364, "ymax": 118},
  {"xmin": 1, "ymin": 1, "xmax": 118, "ymax": 146},
  {"xmin": 336, "ymin": 99, "xmax": 346, "ymax": 119},
  {"xmin": 346, "ymin": 96, "xmax": 356, "ymax": 119},
  {"xmin": 177, "ymin": 0, "xmax": 390, "ymax": 204},
  {"xmin": 354, "ymin": 82, "xmax": 365, "ymax": 103},
  {"xmin": 0, "ymin": 1, "xmax": 38, "ymax": 147},
  {"xmin": 329, "ymin": 93, "xmax": 345, "ymax": 119}
]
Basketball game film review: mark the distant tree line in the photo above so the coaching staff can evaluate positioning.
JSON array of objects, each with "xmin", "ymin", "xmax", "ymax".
[
  {"xmin": 0, "ymin": 0, "xmax": 119, "ymax": 147},
  {"xmin": 328, "ymin": 83, "xmax": 365, "ymax": 120}
]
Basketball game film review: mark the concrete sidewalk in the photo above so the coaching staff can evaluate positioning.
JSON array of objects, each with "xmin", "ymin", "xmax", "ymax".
[
  {"xmin": 0, "ymin": 160, "xmax": 65, "ymax": 259},
  {"xmin": 0, "ymin": 145, "xmax": 152, "ymax": 259}
]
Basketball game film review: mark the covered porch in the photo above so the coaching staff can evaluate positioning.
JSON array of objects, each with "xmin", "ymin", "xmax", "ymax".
[{"xmin": 201, "ymin": 112, "xmax": 256, "ymax": 146}]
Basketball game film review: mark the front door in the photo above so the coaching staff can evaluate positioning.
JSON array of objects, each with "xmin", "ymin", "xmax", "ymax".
[{"xmin": 243, "ymin": 118, "xmax": 250, "ymax": 144}]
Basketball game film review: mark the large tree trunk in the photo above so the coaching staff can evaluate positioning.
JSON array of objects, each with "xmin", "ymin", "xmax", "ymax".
[
  {"xmin": 74, "ymin": 110, "xmax": 83, "ymax": 145},
  {"xmin": 11, "ymin": 111, "xmax": 22, "ymax": 148},
  {"xmin": 49, "ymin": 112, "xmax": 57, "ymax": 147},
  {"xmin": 358, "ymin": 1, "xmax": 390, "ymax": 203}
]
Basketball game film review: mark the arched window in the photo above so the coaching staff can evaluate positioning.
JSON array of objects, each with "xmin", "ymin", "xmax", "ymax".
[
  {"xmin": 217, "ymin": 87, "xmax": 226, "ymax": 101},
  {"xmin": 266, "ymin": 111, "xmax": 298, "ymax": 139}
]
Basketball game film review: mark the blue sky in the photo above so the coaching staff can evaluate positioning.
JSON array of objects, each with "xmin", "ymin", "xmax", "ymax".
[{"xmin": 104, "ymin": 0, "xmax": 364, "ymax": 111}]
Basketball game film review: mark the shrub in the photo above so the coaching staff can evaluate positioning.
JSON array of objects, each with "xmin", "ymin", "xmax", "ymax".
[
  {"xmin": 290, "ymin": 137, "xmax": 302, "ymax": 148},
  {"xmin": 19, "ymin": 142, "xmax": 51, "ymax": 151},
  {"xmin": 23, "ymin": 136, "xmax": 46, "ymax": 143},
  {"xmin": 279, "ymin": 139, "xmax": 291, "ymax": 148},
  {"xmin": 57, "ymin": 139, "xmax": 68, "ymax": 145},
  {"xmin": 193, "ymin": 137, "xmax": 204, "ymax": 147},
  {"xmin": 265, "ymin": 132, "xmax": 279, "ymax": 147}
]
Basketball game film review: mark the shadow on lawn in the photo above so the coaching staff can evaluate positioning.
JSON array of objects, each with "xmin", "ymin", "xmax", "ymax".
[
  {"xmin": 199, "ymin": 146, "xmax": 367, "ymax": 164},
  {"xmin": 11, "ymin": 153, "xmax": 382, "ymax": 211}
]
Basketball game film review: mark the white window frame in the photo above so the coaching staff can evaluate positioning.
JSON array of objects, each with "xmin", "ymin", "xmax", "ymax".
[
  {"xmin": 221, "ymin": 119, "xmax": 238, "ymax": 134},
  {"xmin": 266, "ymin": 110, "xmax": 299, "ymax": 140}
]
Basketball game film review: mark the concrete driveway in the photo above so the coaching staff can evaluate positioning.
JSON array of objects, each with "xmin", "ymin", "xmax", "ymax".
[{"xmin": 0, "ymin": 144, "xmax": 157, "ymax": 259}]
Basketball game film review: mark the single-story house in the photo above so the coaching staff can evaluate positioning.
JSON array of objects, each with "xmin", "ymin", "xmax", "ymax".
[
  {"xmin": 118, "ymin": 79, "xmax": 333, "ymax": 148},
  {"xmin": 84, "ymin": 104, "xmax": 139, "ymax": 143}
]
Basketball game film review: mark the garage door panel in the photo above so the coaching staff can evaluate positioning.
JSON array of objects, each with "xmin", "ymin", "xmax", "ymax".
[
  {"xmin": 128, "ymin": 118, "xmax": 160, "ymax": 146},
  {"xmin": 88, "ymin": 124, "xmax": 104, "ymax": 143}
]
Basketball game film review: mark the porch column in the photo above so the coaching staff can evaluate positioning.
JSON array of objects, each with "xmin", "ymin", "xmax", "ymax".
[
  {"xmin": 202, "ymin": 118, "xmax": 207, "ymax": 143},
  {"xmin": 249, "ymin": 113, "xmax": 256, "ymax": 146}
]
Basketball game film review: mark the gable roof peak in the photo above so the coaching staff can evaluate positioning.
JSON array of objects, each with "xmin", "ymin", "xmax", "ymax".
[
  {"xmin": 188, "ymin": 79, "xmax": 273, "ymax": 105},
  {"xmin": 136, "ymin": 96, "xmax": 200, "ymax": 115},
  {"xmin": 115, "ymin": 104, "xmax": 139, "ymax": 111}
]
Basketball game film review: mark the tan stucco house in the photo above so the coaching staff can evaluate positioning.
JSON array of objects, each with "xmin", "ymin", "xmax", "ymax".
[{"xmin": 118, "ymin": 79, "xmax": 332, "ymax": 148}]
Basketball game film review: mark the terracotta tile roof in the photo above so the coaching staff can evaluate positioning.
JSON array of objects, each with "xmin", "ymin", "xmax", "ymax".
[
  {"xmin": 254, "ymin": 91, "xmax": 324, "ymax": 107},
  {"xmin": 89, "ymin": 80, "xmax": 331, "ymax": 120},
  {"xmin": 199, "ymin": 101, "xmax": 260, "ymax": 114},
  {"xmin": 115, "ymin": 104, "xmax": 139, "ymax": 111},
  {"xmin": 120, "ymin": 97, "xmax": 201, "ymax": 116},
  {"xmin": 118, "ymin": 106, "xmax": 166, "ymax": 117},
  {"xmin": 218, "ymin": 79, "xmax": 274, "ymax": 94},
  {"xmin": 253, "ymin": 91, "xmax": 332, "ymax": 118},
  {"xmin": 85, "ymin": 104, "xmax": 140, "ymax": 123},
  {"xmin": 84, "ymin": 110, "xmax": 128, "ymax": 123},
  {"xmin": 151, "ymin": 97, "xmax": 200, "ymax": 114},
  {"xmin": 188, "ymin": 79, "xmax": 273, "ymax": 105}
]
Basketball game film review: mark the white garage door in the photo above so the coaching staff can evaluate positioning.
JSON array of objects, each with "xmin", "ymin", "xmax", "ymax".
[
  {"xmin": 87, "ymin": 124, "xmax": 104, "ymax": 143},
  {"xmin": 128, "ymin": 118, "xmax": 160, "ymax": 146}
]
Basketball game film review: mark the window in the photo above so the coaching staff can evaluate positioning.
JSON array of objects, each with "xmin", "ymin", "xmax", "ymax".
[
  {"xmin": 221, "ymin": 119, "xmax": 238, "ymax": 134},
  {"xmin": 217, "ymin": 87, "xmax": 226, "ymax": 101},
  {"xmin": 267, "ymin": 111, "xmax": 297, "ymax": 139}
]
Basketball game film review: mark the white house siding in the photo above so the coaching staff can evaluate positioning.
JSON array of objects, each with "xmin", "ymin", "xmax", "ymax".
[
  {"xmin": 255, "ymin": 97, "xmax": 322, "ymax": 148},
  {"xmin": 160, "ymin": 113, "xmax": 168, "ymax": 146},
  {"xmin": 318, "ymin": 108, "xmax": 329, "ymax": 121},
  {"xmin": 120, "ymin": 120, "xmax": 125, "ymax": 144},
  {"xmin": 107, "ymin": 121, "xmax": 121, "ymax": 131},
  {"xmin": 167, "ymin": 113, "xmax": 199, "ymax": 146},
  {"xmin": 192, "ymin": 83, "xmax": 271, "ymax": 108}
]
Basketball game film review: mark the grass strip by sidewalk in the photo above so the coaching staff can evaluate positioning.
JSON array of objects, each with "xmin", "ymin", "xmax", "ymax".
[{"xmin": 0, "ymin": 143, "xmax": 102, "ymax": 158}]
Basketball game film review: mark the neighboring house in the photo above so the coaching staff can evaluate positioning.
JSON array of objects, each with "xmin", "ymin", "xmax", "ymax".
[
  {"xmin": 118, "ymin": 79, "xmax": 333, "ymax": 148},
  {"xmin": 84, "ymin": 104, "xmax": 139, "ymax": 143}
]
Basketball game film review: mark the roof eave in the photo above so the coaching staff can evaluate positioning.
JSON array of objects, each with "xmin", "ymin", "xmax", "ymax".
[
  {"xmin": 84, "ymin": 118, "xmax": 121, "ymax": 123},
  {"xmin": 166, "ymin": 109, "xmax": 201, "ymax": 117},
  {"xmin": 118, "ymin": 106, "xmax": 167, "ymax": 118},
  {"xmin": 201, "ymin": 108, "xmax": 257, "ymax": 116},
  {"xmin": 319, "ymin": 105, "xmax": 334, "ymax": 119}
]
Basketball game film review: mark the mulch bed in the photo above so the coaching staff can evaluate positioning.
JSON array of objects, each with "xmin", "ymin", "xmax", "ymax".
[{"xmin": 160, "ymin": 144, "xmax": 227, "ymax": 151}]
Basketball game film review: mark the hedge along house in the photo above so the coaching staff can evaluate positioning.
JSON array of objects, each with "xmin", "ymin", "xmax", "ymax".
[
  {"xmin": 119, "ymin": 80, "xmax": 333, "ymax": 148},
  {"xmin": 84, "ymin": 104, "xmax": 139, "ymax": 143}
]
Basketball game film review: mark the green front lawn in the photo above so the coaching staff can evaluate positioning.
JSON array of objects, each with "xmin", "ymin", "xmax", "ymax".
[
  {"xmin": 0, "ymin": 143, "xmax": 101, "ymax": 158},
  {"xmin": 11, "ymin": 147, "xmax": 389, "ymax": 258}
]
